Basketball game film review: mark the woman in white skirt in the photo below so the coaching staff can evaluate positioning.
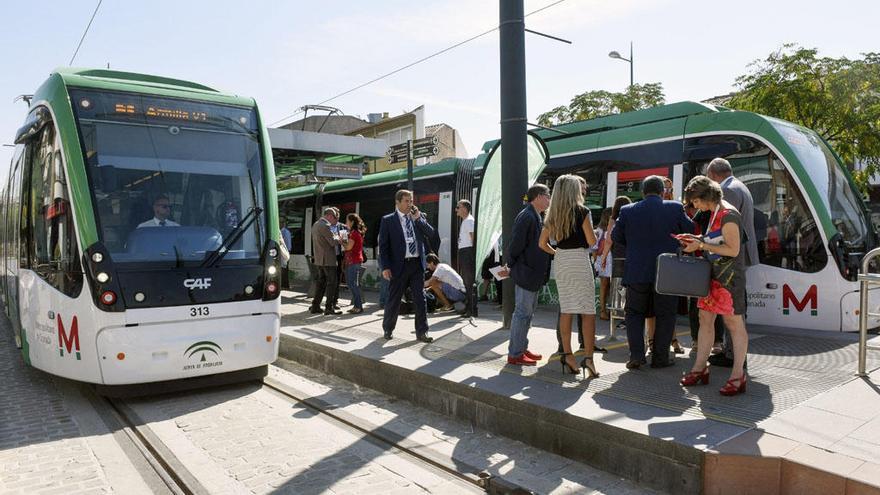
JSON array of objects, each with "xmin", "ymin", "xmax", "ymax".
[{"xmin": 539, "ymin": 175, "xmax": 599, "ymax": 378}]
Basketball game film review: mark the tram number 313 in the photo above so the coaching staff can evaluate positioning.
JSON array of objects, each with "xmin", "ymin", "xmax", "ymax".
[{"xmin": 190, "ymin": 306, "xmax": 210, "ymax": 317}]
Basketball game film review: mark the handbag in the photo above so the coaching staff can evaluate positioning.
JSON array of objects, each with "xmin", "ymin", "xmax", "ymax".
[{"xmin": 654, "ymin": 249, "xmax": 711, "ymax": 298}]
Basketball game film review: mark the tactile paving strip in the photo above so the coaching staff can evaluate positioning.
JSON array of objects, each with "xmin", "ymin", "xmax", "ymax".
[{"xmin": 289, "ymin": 320, "xmax": 880, "ymax": 427}]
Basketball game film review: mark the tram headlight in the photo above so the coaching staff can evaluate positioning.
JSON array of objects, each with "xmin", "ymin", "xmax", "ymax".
[
  {"xmin": 92, "ymin": 253, "xmax": 104, "ymax": 263},
  {"xmin": 244, "ymin": 285, "xmax": 254, "ymax": 295},
  {"xmin": 96, "ymin": 272, "xmax": 110, "ymax": 283},
  {"xmin": 134, "ymin": 292, "xmax": 145, "ymax": 302},
  {"xmin": 269, "ymin": 248, "xmax": 278, "ymax": 258},
  {"xmin": 267, "ymin": 265, "xmax": 277, "ymax": 276}
]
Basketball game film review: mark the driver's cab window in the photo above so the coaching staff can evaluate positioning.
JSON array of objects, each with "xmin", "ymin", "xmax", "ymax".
[{"xmin": 22, "ymin": 109, "xmax": 83, "ymax": 296}]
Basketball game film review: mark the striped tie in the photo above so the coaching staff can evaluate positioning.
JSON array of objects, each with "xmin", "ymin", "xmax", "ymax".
[{"xmin": 405, "ymin": 216, "xmax": 417, "ymax": 256}]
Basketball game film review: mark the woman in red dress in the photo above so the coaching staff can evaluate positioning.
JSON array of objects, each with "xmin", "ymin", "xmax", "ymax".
[{"xmin": 678, "ymin": 176, "xmax": 748, "ymax": 396}]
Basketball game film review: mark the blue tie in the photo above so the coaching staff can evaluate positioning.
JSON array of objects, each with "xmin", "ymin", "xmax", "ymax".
[{"xmin": 405, "ymin": 216, "xmax": 417, "ymax": 256}]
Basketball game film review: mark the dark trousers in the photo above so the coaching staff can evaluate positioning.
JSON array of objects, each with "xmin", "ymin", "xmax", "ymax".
[
  {"xmin": 383, "ymin": 259, "xmax": 429, "ymax": 336},
  {"xmin": 311, "ymin": 265, "xmax": 337, "ymax": 311},
  {"xmin": 556, "ymin": 313, "xmax": 585, "ymax": 353},
  {"xmin": 330, "ymin": 253, "xmax": 343, "ymax": 305},
  {"xmin": 625, "ymin": 283, "xmax": 677, "ymax": 362},
  {"xmin": 458, "ymin": 247, "xmax": 476, "ymax": 311}
]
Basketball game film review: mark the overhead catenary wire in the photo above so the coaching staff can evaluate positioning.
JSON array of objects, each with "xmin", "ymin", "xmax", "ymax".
[
  {"xmin": 269, "ymin": 0, "xmax": 568, "ymax": 127},
  {"xmin": 69, "ymin": 0, "xmax": 104, "ymax": 66}
]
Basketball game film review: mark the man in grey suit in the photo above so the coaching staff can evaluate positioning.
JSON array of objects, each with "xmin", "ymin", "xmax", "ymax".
[
  {"xmin": 706, "ymin": 157, "xmax": 759, "ymax": 366},
  {"xmin": 310, "ymin": 207, "xmax": 343, "ymax": 315}
]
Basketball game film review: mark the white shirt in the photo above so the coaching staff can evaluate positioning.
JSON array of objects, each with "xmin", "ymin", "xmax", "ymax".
[
  {"xmin": 137, "ymin": 217, "xmax": 180, "ymax": 228},
  {"xmin": 397, "ymin": 210, "xmax": 418, "ymax": 259},
  {"xmin": 432, "ymin": 263, "xmax": 465, "ymax": 292},
  {"xmin": 458, "ymin": 214, "xmax": 475, "ymax": 249}
]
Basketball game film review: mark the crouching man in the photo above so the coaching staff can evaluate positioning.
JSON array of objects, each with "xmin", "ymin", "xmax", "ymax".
[{"xmin": 425, "ymin": 254, "xmax": 467, "ymax": 312}]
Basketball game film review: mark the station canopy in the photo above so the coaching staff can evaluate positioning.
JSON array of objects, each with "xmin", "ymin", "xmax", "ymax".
[{"xmin": 268, "ymin": 128, "xmax": 387, "ymax": 188}]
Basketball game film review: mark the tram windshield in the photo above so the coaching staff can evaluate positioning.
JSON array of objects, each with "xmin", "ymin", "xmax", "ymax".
[
  {"xmin": 70, "ymin": 89, "xmax": 265, "ymax": 266},
  {"xmin": 771, "ymin": 121, "xmax": 869, "ymax": 247}
]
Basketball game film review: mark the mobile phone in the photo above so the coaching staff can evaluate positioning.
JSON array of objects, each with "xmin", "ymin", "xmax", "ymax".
[{"xmin": 410, "ymin": 205, "xmax": 417, "ymax": 214}]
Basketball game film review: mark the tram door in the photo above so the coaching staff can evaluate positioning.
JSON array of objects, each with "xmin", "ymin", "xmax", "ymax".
[{"xmin": 3, "ymin": 148, "xmax": 25, "ymax": 347}]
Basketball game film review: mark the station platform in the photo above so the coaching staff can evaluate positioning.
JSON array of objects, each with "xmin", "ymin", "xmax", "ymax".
[{"xmin": 278, "ymin": 288, "xmax": 880, "ymax": 495}]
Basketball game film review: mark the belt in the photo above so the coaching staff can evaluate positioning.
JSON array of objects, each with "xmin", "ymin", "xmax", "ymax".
[{"xmin": 404, "ymin": 257, "xmax": 420, "ymax": 262}]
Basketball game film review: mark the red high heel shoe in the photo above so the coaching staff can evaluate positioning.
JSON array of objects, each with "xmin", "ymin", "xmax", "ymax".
[
  {"xmin": 680, "ymin": 367, "xmax": 710, "ymax": 386},
  {"xmin": 719, "ymin": 374, "xmax": 747, "ymax": 396}
]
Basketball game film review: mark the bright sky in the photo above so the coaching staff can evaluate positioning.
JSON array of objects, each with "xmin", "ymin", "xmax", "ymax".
[{"xmin": 1, "ymin": 0, "xmax": 877, "ymax": 178}]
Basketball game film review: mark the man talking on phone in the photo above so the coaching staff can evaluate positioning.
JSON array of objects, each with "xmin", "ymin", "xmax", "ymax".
[{"xmin": 378, "ymin": 189, "xmax": 437, "ymax": 343}]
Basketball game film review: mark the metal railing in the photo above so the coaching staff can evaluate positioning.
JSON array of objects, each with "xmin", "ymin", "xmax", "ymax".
[{"xmin": 857, "ymin": 247, "xmax": 880, "ymax": 377}]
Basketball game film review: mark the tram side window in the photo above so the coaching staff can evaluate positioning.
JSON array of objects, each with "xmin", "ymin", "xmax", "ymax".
[
  {"xmin": 23, "ymin": 115, "xmax": 84, "ymax": 297},
  {"xmin": 279, "ymin": 198, "xmax": 306, "ymax": 255},
  {"xmin": 727, "ymin": 150, "xmax": 827, "ymax": 273}
]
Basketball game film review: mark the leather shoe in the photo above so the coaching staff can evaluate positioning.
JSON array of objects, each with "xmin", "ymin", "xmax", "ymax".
[
  {"xmin": 626, "ymin": 358, "xmax": 647, "ymax": 369},
  {"xmin": 309, "ymin": 307, "xmax": 322, "ymax": 314},
  {"xmin": 324, "ymin": 309, "xmax": 342, "ymax": 315},
  {"xmin": 650, "ymin": 359, "xmax": 675, "ymax": 369},
  {"xmin": 416, "ymin": 334, "xmax": 433, "ymax": 343},
  {"xmin": 383, "ymin": 330, "xmax": 392, "ymax": 340},
  {"xmin": 507, "ymin": 354, "xmax": 537, "ymax": 366},
  {"xmin": 523, "ymin": 349, "xmax": 543, "ymax": 361},
  {"xmin": 708, "ymin": 353, "xmax": 734, "ymax": 367}
]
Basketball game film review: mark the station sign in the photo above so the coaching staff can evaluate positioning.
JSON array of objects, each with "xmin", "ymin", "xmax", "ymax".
[
  {"xmin": 387, "ymin": 142, "xmax": 410, "ymax": 164},
  {"xmin": 412, "ymin": 145, "xmax": 439, "ymax": 159},
  {"xmin": 315, "ymin": 161, "xmax": 363, "ymax": 180}
]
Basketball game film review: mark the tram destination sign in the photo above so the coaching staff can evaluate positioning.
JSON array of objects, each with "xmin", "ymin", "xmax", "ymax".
[{"xmin": 315, "ymin": 161, "xmax": 363, "ymax": 180}]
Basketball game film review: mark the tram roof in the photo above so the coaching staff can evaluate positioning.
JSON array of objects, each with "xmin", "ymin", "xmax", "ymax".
[
  {"xmin": 277, "ymin": 157, "xmax": 465, "ymax": 200},
  {"xmin": 479, "ymin": 101, "xmax": 736, "ymax": 153},
  {"xmin": 50, "ymin": 67, "xmax": 257, "ymax": 107}
]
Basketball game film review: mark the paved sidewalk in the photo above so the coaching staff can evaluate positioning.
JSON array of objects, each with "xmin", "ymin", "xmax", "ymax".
[
  {"xmin": 0, "ymin": 318, "xmax": 152, "ymax": 495},
  {"xmin": 280, "ymin": 287, "xmax": 880, "ymax": 494}
]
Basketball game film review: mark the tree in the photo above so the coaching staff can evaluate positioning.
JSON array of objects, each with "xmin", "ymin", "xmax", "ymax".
[
  {"xmin": 726, "ymin": 45, "xmax": 880, "ymax": 189},
  {"xmin": 536, "ymin": 83, "xmax": 665, "ymax": 127}
]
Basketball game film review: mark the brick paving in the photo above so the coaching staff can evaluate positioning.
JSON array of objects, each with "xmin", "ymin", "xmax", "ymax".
[
  {"xmin": 0, "ymin": 323, "xmax": 113, "ymax": 495},
  {"xmin": 126, "ymin": 382, "xmax": 478, "ymax": 494}
]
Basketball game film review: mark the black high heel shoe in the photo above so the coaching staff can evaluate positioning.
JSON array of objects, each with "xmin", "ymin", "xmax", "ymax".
[
  {"xmin": 580, "ymin": 356, "xmax": 599, "ymax": 379},
  {"xmin": 560, "ymin": 353, "xmax": 578, "ymax": 375}
]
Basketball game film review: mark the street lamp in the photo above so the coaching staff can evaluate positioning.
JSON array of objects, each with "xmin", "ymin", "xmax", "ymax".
[{"xmin": 608, "ymin": 41, "xmax": 634, "ymax": 88}]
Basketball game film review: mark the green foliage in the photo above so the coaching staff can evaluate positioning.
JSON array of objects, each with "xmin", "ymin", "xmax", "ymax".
[
  {"xmin": 726, "ymin": 45, "xmax": 880, "ymax": 190},
  {"xmin": 537, "ymin": 83, "xmax": 665, "ymax": 127}
]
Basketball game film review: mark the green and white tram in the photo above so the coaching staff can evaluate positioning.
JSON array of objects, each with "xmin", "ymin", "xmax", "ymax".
[
  {"xmin": 281, "ymin": 101, "xmax": 877, "ymax": 333},
  {"xmin": 526, "ymin": 101, "xmax": 877, "ymax": 332},
  {"xmin": 1, "ymin": 68, "xmax": 282, "ymax": 391}
]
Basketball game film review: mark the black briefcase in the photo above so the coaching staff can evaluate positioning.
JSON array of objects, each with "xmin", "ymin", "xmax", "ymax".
[{"xmin": 654, "ymin": 250, "xmax": 711, "ymax": 298}]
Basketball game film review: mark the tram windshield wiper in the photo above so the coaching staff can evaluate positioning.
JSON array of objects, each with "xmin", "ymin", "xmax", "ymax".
[{"xmin": 201, "ymin": 206, "xmax": 263, "ymax": 268}]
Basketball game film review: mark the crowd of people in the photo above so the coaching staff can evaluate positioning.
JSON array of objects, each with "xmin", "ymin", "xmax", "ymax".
[{"xmin": 296, "ymin": 157, "xmax": 755, "ymax": 396}]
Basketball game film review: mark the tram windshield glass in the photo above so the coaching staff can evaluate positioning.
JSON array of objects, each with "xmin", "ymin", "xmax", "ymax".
[
  {"xmin": 771, "ymin": 121, "xmax": 869, "ymax": 247},
  {"xmin": 70, "ymin": 89, "xmax": 266, "ymax": 266}
]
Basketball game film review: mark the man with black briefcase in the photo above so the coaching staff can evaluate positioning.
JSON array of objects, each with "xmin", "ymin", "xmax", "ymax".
[{"xmin": 611, "ymin": 176, "xmax": 694, "ymax": 369}]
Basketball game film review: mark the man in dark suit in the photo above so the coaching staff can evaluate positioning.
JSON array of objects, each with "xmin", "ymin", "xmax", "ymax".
[
  {"xmin": 310, "ymin": 207, "xmax": 343, "ymax": 315},
  {"xmin": 379, "ymin": 189, "xmax": 437, "ymax": 343},
  {"xmin": 612, "ymin": 176, "xmax": 694, "ymax": 369}
]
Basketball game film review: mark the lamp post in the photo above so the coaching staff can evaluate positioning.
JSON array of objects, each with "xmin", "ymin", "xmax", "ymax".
[{"xmin": 608, "ymin": 41, "xmax": 633, "ymax": 88}]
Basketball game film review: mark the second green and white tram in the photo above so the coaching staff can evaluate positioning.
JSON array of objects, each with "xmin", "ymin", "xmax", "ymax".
[{"xmin": 1, "ymin": 68, "xmax": 283, "ymax": 392}]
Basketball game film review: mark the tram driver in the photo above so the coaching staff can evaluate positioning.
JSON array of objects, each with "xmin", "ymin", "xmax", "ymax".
[{"xmin": 137, "ymin": 194, "xmax": 180, "ymax": 228}]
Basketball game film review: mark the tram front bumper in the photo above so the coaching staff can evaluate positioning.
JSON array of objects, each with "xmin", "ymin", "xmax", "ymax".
[{"xmin": 95, "ymin": 313, "xmax": 280, "ymax": 385}]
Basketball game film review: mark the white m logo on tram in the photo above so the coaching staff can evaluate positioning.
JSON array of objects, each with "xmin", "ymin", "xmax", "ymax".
[{"xmin": 183, "ymin": 278, "xmax": 212, "ymax": 290}]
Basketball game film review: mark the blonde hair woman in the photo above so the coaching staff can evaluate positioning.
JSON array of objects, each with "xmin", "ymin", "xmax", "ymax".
[{"xmin": 539, "ymin": 175, "xmax": 599, "ymax": 378}]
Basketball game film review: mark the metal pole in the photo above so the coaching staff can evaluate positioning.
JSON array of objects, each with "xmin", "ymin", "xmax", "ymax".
[
  {"xmin": 629, "ymin": 41, "xmax": 634, "ymax": 88},
  {"xmin": 857, "ymin": 248, "xmax": 880, "ymax": 376},
  {"xmin": 499, "ymin": 0, "xmax": 528, "ymax": 328},
  {"xmin": 406, "ymin": 139, "xmax": 414, "ymax": 192}
]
